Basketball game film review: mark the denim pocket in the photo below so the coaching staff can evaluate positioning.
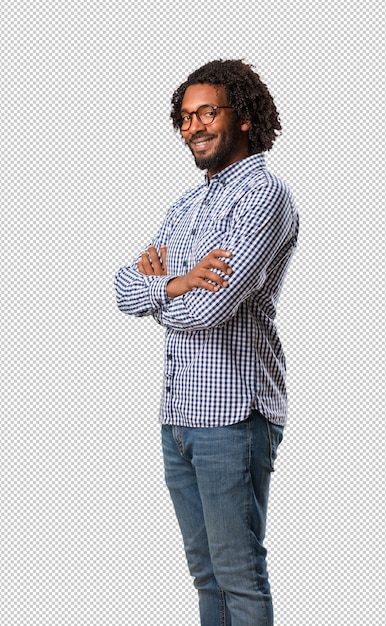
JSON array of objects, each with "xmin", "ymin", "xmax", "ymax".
[{"xmin": 266, "ymin": 419, "xmax": 284, "ymax": 471}]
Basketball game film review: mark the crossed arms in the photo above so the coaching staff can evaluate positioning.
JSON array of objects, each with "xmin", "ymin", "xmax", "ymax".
[
  {"xmin": 115, "ymin": 178, "xmax": 296, "ymax": 330},
  {"xmin": 138, "ymin": 245, "xmax": 233, "ymax": 298}
]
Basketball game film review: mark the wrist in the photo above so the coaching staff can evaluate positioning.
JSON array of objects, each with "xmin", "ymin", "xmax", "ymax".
[{"xmin": 166, "ymin": 276, "xmax": 188, "ymax": 299}]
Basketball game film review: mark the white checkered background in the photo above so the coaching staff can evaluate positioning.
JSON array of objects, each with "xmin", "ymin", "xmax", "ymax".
[{"xmin": 1, "ymin": 1, "xmax": 385, "ymax": 624}]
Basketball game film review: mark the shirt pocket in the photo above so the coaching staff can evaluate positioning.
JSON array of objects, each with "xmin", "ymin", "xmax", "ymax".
[
  {"xmin": 191, "ymin": 190, "xmax": 251, "ymax": 261},
  {"xmin": 192, "ymin": 225, "xmax": 229, "ymax": 262}
]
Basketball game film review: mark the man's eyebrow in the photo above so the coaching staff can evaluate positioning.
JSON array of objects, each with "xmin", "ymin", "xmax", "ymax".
[{"xmin": 180, "ymin": 103, "xmax": 215, "ymax": 112}]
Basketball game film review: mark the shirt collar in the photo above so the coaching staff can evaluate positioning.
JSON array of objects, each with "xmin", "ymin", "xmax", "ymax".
[{"xmin": 205, "ymin": 153, "xmax": 266, "ymax": 187}]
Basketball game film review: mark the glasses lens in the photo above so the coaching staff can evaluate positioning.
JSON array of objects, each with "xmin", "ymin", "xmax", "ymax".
[
  {"xmin": 197, "ymin": 105, "xmax": 216, "ymax": 125},
  {"xmin": 180, "ymin": 105, "xmax": 216, "ymax": 130},
  {"xmin": 181, "ymin": 114, "xmax": 191, "ymax": 131}
]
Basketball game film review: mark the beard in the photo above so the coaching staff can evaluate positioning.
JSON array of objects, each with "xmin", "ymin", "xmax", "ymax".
[{"xmin": 186, "ymin": 124, "xmax": 243, "ymax": 172}]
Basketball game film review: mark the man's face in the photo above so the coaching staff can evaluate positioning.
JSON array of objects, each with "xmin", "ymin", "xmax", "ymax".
[{"xmin": 180, "ymin": 84, "xmax": 250, "ymax": 178}]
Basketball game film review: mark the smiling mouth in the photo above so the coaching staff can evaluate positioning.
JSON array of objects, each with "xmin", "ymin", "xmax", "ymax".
[{"xmin": 190, "ymin": 137, "xmax": 214, "ymax": 151}]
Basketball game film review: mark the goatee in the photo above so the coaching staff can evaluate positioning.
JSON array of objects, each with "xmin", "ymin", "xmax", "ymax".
[{"xmin": 185, "ymin": 124, "xmax": 243, "ymax": 173}]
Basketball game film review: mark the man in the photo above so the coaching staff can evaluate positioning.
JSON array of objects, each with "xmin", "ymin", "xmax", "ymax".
[{"xmin": 115, "ymin": 59, "xmax": 298, "ymax": 626}]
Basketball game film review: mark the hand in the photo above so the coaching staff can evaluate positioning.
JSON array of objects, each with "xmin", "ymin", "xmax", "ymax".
[
  {"xmin": 167, "ymin": 249, "xmax": 232, "ymax": 299},
  {"xmin": 138, "ymin": 245, "xmax": 167, "ymax": 276}
]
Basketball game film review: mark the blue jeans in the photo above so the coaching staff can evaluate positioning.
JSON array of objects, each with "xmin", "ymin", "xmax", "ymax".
[{"xmin": 162, "ymin": 410, "xmax": 284, "ymax": 626}]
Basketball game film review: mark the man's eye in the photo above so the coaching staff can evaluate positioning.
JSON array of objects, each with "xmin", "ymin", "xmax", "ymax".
[
  {"xmin": 199, "ymin": 107, "xmax": 216, "ymax": 121},
  {"xmin": 181, "ymin": 114, "xmax": 191, "ymax": 123}
]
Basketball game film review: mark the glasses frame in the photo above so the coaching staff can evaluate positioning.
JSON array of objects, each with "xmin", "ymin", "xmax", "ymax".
[{"xmin": 180, "ymin": 104, "xmax": 233, "ymax": 131}]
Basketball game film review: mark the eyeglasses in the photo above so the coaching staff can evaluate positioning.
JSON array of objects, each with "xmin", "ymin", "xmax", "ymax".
[{"xmin": 180, "ymin": 104, "xmax": 233, "ymax": 131}]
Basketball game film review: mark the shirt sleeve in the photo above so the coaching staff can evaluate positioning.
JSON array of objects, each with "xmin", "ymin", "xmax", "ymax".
[
  {"xmin": 151, "ymin": 179, "xmax": 297, "ymax": 331},
  {"xmin": 114, "ymin": 209, "xmax": 177, "ymax": 317}
]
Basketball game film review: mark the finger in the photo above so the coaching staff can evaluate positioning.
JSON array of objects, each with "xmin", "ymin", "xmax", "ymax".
[
  {"xmin": 208, "ymin": 249, "xmax": 232, "ymax": 259},
  {"xmin": 201, "ymin": 282, "xmax": 220, "ymax": 292},
  {"xmin": 138, "ymin": 259, "xmax": 145, "ymax": 274},
  {"xmin": 204, "ymin": 270, "xmax": 230, "ymax": 288},
  {"xmin": 148, "ymin": 246, "xmax": 163, "ymax": 273},
  {"xmin": 200, "ymin": 257, "xmax": 233, "ymax": 276},
  {"xmin": 160, "ymin": 245, "xmax": 167, "ymax": 274},
  {"xmin": 188, "ymin": 276, "xmax": 220, "ymax": 292},
  {"xmin": 205, "ymin": 249, "xmax": 233, "ymax": 273},
  {"xmin": 140, "ymin": 251, "xmax": 154, "ymax": 275},
  {"xmin": 197, "ymin": 276, "xmax": 227, "ymax": 292},
  {"xmin": 192, "ymin": 269, "xmax": 229, "ymax": 289},
  {"xmin": 213, "ymin": 260, "xmax": 233, "ymax": 275}
]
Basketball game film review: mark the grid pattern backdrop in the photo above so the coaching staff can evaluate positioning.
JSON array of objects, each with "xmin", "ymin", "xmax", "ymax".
[{"xmin": 1, "ymin": 1, "xmax": 385, "ymax": 624}]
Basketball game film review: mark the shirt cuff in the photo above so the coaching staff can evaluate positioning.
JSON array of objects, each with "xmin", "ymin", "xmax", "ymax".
[{"xmin": 148, "ymin": 275, "xmax": 177, "ymax": 309}]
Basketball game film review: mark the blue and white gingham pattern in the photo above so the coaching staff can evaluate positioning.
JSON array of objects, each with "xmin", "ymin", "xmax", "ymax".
[{"xmin": 115, "ymin": 154, "xmax": 299, "ymax": 427}]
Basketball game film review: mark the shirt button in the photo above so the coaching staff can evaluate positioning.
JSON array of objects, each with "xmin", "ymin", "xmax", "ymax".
[
  {"xmin": 191, "ymin": 229, "xmax": 196, "ymax": 235},
  {"xmin": 167, "ymin": 354, "xmax": 172, "ymax": 360},
  {"xmin": 183, "ymin": 260, "xmax": 188, "ymax": 267},
  {"xmin": 166, "ymin": 387, "xmax": 171, "ymax": 392}
]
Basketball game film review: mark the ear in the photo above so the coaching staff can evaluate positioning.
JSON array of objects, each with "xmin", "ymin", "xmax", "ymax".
[{"xmin": 240, "ymin": 119, "xmax": 251, "ymax": 132}]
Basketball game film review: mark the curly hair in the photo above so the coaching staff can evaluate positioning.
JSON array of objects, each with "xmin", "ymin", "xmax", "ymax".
[{"xmin": 170, "ymin": 59, "xmax": 281, "ymax": 154}]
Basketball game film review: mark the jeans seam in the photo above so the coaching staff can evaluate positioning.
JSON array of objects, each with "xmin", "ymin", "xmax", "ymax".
[
  {"xmin": 247, "ymin": 417, "xmax": 252, "ymax": 473},
  {"xmin": 218, "ymin": 586, "xmax": 226, "ymax": 626},
  {"xmin": 247, "ymin": 418, "xmax": 260, "ymax": 595},
  {"xmin": 265, "ymin": 418, "xmax": 275, "ymax": 472}
]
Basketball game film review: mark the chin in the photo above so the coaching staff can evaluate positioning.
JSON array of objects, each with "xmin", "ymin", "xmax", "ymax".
[
  {"xmin": 194, "ymin": 153, "xmax": 223, "ymax": 171},
  {"xmin": 194, "ymin": 158, "xmax": 211, "ymax": 170}
]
